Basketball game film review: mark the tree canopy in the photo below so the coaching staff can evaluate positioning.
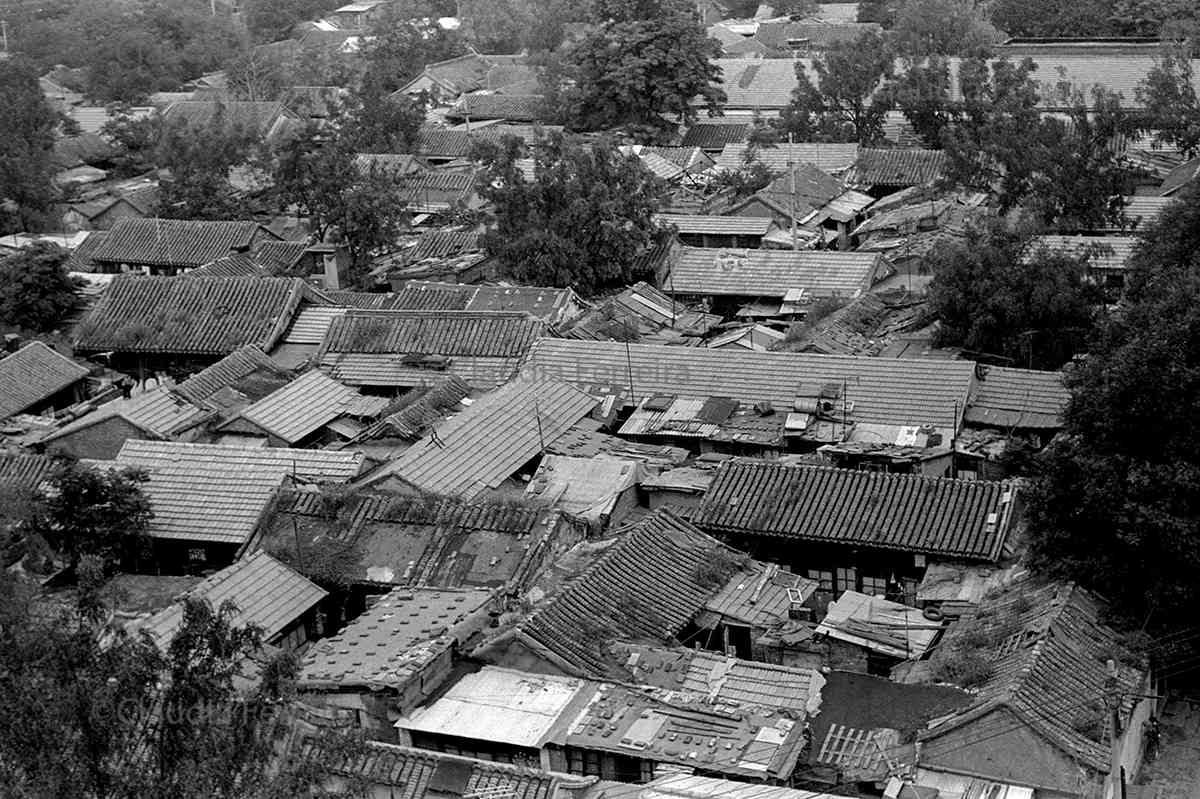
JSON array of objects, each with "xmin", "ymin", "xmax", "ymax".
[
  {"xmin": 1136, "ymin": 45, "xmax": 1200, "ymax": 158},
  {"xmin": 475, "ymin": 133, "xmax": 665, "ymax": 293},
  {"xmin": 0, "ymin": 58, "xmax": 61, "ymax": 235},
  {"xmin": 777, "ymin": 32, "xmax": 894, "ymax": 144},
  {"xmin": 891, "ymin": 0, "xmax": 998, "ymax": 57},
  {"xmin": 557, "ymin": 0, "xmax": 724, "ymax": 140},
  {"xmin": 990, "ymin": 0, "xmax": 1198, "ymax": 37},
  {"xmin": 927, "ymin": 220, "xmax": 1105, "ymax": 369},
  {"xmin": 0, "ymin": 244, "xmax": 82, "ymax": 333},
  {"xmin": 1026, "ymin": 184, "xmax": 1200, "ymax": 630},
  {"xmin": 155, "ymin": 107, "xmax": 263, "ymax": 220},
  {"xmin": 359, "ymin": 9, "xmax": 468, "ymax": 95}
]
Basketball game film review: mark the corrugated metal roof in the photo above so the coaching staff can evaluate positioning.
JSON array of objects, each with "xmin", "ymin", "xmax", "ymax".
[
  {"xmin": 300, "ymin": 587, "xmax": 493, "ymax": 689},
  {"xmin": 235, "ymin": 370, "xmax": 366, "ymax": 444},
  {"xmin": 715, "ymin": 142, "xmax": 860, "ymax": 174},
  {"xmin": 670, "ymin": 246, "xmax": 881, "ymax": 298},
  {"xmin": 696, "ymin": 461, "xmax": 1017, "ymax": 561},
  {"xmin": 366, "ymin": 377, "xmax": 596, "ymax": 499},
  {"xmin": 964, "ymin": 365, "xmax": 1069, "ymax": 429},
  {"xmin": 0, "ymin": 342, "xmax": 89, "ymax": 419},
  {"xmin": 655, "ymin": 214, "xmax": 772, "ymax": 236},
  {"xmin": 75, "ymin": 276, "xmax": 309, "ymax": 356},
  {"xmin": 139, "ymin": 550, "xmax": 326, "ymax": 647}
]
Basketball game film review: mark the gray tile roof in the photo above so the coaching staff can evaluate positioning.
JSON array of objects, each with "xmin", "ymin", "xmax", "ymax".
[
  {"xmin": 0, "ymin": 342, "xmax": 88, "ymax": 419},
  {"xmin": 714, "ymin": 58, "xmax": 806, "ymax": 109},
  {"xmin": 714, "ymin": 142, "xmax": 860, "ymax": 174},
  {"xmin": 90, "ymin": 219, "xmax": 267, "ymax": 269},
  {"xmin": 525, "ymin": 338, "xmax": 976, "ymax": 430},
  {"xmin": 365, "ymin": 376, "xmax": 596, "ymax": 499},
  {"xmin": 0, "ymin": 451, "xmax": 55, "ymax": 492},
  {"xmin": 171, "ymin": 344, "xmax": 288, "ymax": 406},
  {"xmin": 696, "ymin": 461, "xmax": 1018, "ymax": 561},
  {"xmin": 681, "ymin": 120, "xmax": 751, "ymax": 150},
  {"xmin": 963, "ymin": 365, "xmax": 1069, "ymax": 430},
  {"xmin": 844, "ymin": 148, "xmax": 947, "ymax": 188},
  {"xmin": 230, "ymin": 369, "xmax": 383, "ymax": 444},
  {"xmin": 669, "ymin": 246, "xmax": 882, "ymax": 298},
  {"xmin": 41, "ymin": 387, "xmax": 210, "ymax": 445},
  {"xmin": 116, "ymin": 439, "xmax": 363, "ymax": 483},
  {"xmin": 139, "ymin": 550, "xmax": 326, "ymax": 647},
  {"xmin": 654, "ymin": 214, "xmax": 772, "ymax": 236},
  {"xmin": 1026, "ymin": 235, "xmax": 1137, "ymax": 272},
  {"xmin": 299, "ymin": 586, "xmax": 493, "ymax": 689}
]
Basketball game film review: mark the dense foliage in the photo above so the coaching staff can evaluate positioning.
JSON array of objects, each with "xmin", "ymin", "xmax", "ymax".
[
  {"xmin": 891, "ymin": 0, "xmax": 998, "ymax": 57},
  {"xmin": 1136, "ymin": 46, "xmax": 1200, "ymax": 158},
  {"xmin": 1026, "ymin": 184, "xmax": 1200, "ymax": 630},
  {"xmin": 359, "ymin": 8, "xmax": 467, "ymax": 95},
  {"xmin": 927, "ymin": 220, "xmax": 1105, "ymax": 369},
  {"xmin": 778, "ymin": 32, "xmax": 894, "ymax": 144},
  {"xmin": 155, "ymin": 108, "xmax": 263, "ymax": 220},
  {"xmin": 475, "ymin": 133, "xmax": 664, "ymax": 293},
  {"xmin": 556, "ymin": 0, "xmax": 725, "ymax": 140},
  {"xmin": 0, "ymin": 59, "xmax": 61, "ymax": 235},
  {"xmin": 990, "ymin": 0, "xmax": 1198, "ymax": 37},
  {"xmin": 0, "ymin": 244, "xmax": 82, "ymax": 333}
]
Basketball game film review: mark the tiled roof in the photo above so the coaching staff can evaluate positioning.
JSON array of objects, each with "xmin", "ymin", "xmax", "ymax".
[
  {"xmin": 299, "ymin": 586, "xmax": 493, "ymax": 689},
  {"xmin": 91, "ymin": 219, "xmax": 267, "ymax": 268},
  {"xmin": 794, "ymin": 292, "xmax": 933, "ymax": 356},
  {"xmin": 282, "ymin": 306, "xmax": 347, "ymax": 345},
  {"xmin": 920, "ymin": 580, "xmax": 1145, "ymax": 774},
  {"xmin": 162, "ymin": 100, "xmax": 293, "ymax": 137},
  {"xmin": 41, "ymin": 387, "xmax": 209, "ymax": 444},
  {"xmin": 714, "ymin": 142, "xmax": 860, "ymax": 173},
  {"xmin": 171, "ymin": 345, "xmax": 287, "ymax": 405},
  {"xmin": 397, "ymin": 170, "xmax": 477, "ymax": 211},
  {"xmin": 357, "ymin": 375, "xmax": 473, "ymax": 442},
  {"xmin": 681, "ymin": 120, "xmax": 751, "ymax": 150},
  {"xmin": 1120, "ymin": 195, "xmax": 1173, "ymax": 230},
  {"xmin": 1161, "ymin": 155, "xmax": 1200, "ymax": 196},
  {"xmin": 715, "ymin": 58, "xmax": 806, "ymax": 108},
  {"xmin": 253, "ymin": 241, "xmax": 308, "ymax": 273},
  {"xmin": 963, "ymin": 365, "xmax": 1069, "ymax": 430},
  {"xmin": 264, "ymin": 491, "xmax": 553, "ymax": 588},
  {"xmin": 410, "ymin": 229, "xmax": 482, "ymax": 261},
  {"xmin": 1026, "ymin": 235, "xmax": 1137, "ymax": 272},
  {"xmin": 464, "ymin": 285, "xmax": 576, "ymax": 321},
  {"xmin": 654, "ymin": 214, "xmax": 772, "ymax": 236},
  {"xmin": 525, "ymin": 339, "xmax": 976, "ymax": 430},
  {"xmin": 75, "ymin": 276, "xmax": 309, "ymax": 356},
  {"xmin": 452, "ymin": 93, "xmax": 545, "ymax": 121},
  {"xmin": 521, "ymin": 510, "xmax": 729, "ymax": 676},
  {"xmin": 366, "ymin": 377, "xmax": 596, "ymax": 499},
  {"xmin": 319, "ymin": 311, "xmax": 542, "ymax": 389},
  {"xmin": 669, "ymin": 246, "xmax": 881, "ymax": 298},
  {"xmin": 390, "ymin": 282, "xmax": 475, "ymax": 311},
  {"xmin": 0, "ymin": 342, "xmax": 89, "ymax": 419},
  {"xmin": 0, "ymin": 452, "xmax": 55, "ymax": 492},
  {"xmin": 116, "ymin": 439, "xmax": 362, "ymax": 482},
  {"xmin": 844, "ymin": 148, "xmax": 947, "ymax": 188},
  {"xmin": 232, "ymin": 369, "xmax": 380, "ymax": 444},
  {"xmin": 754, "ymin": 20, "xmax": 882, "ymax": 53},
  {"xmin": 306, "ymin": 740, "xmax": 560, "ymax": 799},
  {"xmin": 139, "ymin": 551, "xmax": 326, "ymax": 647},
  {"xmin": 415, "ymin": 124, "xmax": 563, "ymax": 158},
  {"xmin": 187, "ymin": 254, "xmax": 267, "ymax": 278},
  {"xmin": 696, "ymin": 461, "xmax": 1017, "ymax": 560}
]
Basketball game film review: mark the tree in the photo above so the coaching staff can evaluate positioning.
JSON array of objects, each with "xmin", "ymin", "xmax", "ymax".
[
  {"xmin": 1136, "ymin": 44, "xmax": 1200, "ymax": 158},
  {"xmin": 927, "ymin": 220, "xmax": 1105, "ymax": 369},
  {"xmin": 459, "ymin": 0, "xmax": 538, "ymax": 52},
  {"xmin": 359, "ymin": 8, "xmax": 468, "ymax": 95},
  {"xmin": 0, "ymin": 244, "xmax": 82, "ymax": 333},
  {"xmin": 243, "ymin": 0, "xmax": 343, "ymax": 43},
  {"xmin": 0, "ymin": 58, "xmax": 61, "ymax": 235},
  {"xmin": 1025, "ymin": 184, "xmax": 1200, "ymax": 630},
  {"xmin": 777, "ymin": 32, "xmax": 894, "ymax": 144},
  {"xmin": 773, "ymin": 0, "xmax": 821, "ymax": 17},
  {"xmin": 559, "ymin": 0, "xmax": 724, "ymax": 140},
  {"xmin": 990, "ymin": 0, "xmax": 1121, "ymax": 37},
  {"xmin": 891, "ymin": 0, "xmax": 998, "ymax": 57},
  {"xmin": 225, "ymin": 48, "xmax": 291, "ymax": 103},
  {"xmin": 25, "ymin": 457, "xmax": 153, "ymax": 573},
  {"xmin": 340, "ymin": 86, "xmax": 425, "ymax": 154},
  {"xmin": 892, "ymin": 56, "xmax": 956, "ymax": 146},
  {"xmin": 0, "ymin": 568, "xmax": 368, "ymax": 798},
  {"xmin": 102, "ymin": 105, "xmax": 165, "ymax": 176},
  {"xmin": 156, "ymin": 106, "xmax": 262, "ymax": 220},
  {"xmin": 475, "ymin": 132, "xmax": 664, "ymax": 293}
]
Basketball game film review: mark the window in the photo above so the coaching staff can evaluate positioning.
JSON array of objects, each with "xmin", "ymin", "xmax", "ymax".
[
  {"xmin": 835, "ymin": 567, "xmax": 857, "ymax": 593},
  {"xmin": 807, "ymin": 569, "xmax": 834, "ymax": 592},
  {"xmin": 188, "ymin": 548, "xmax": 206, "ymax": 562},
  {"xmin": 860, "ymin": 575, "xmax": 889, "ymax": 597}
]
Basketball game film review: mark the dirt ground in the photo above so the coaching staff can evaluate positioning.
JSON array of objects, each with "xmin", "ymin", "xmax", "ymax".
[{"xmin": 1135, "ymin": 692, "xmax": 1200, "ymax": 799}]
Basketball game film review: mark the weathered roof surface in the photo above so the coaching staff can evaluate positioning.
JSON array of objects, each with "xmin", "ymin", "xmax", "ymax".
[
  {"xmin": 1026, "ymin": 235, "xmax": 1137, "ymax": 272},
  {"xmin": 172, "ymin": 344, "xmax": 288, "ymax": 405},
  {"xmin": 816, "ymin": 590, "xmax": 940, "ymax": 659},
  {"xmin": 254, "ymin": 240, "xmax": 308, "ymax": 273},
  {"xmin": 655, "ymin": 214, "xmax": 772, "ymax": 236},
  {"xmin": 844, "ymin": 148, "xmax": 947, "ymax": 188},
  {"xmin": 525, "ymin": 339, "xmax": 976, "ymax": 430},
  {"xmin": 622, "ymin": 775, "xmax": 860, "ymax": 799},
  {"xmin": 397, "ymin": 666, "xmax": 588, "ymax": 747},
  {"xmin": 715, "ymin": 58, "xmax": 805, "ymax": 108},
  {"xmin": 75, "ymin": 276, "xmax": 309, "ymax": 356},
  {"xmin": 706, "ymin": 560, "xmax": 817, "ymax": 627},
  {"xmin": 790, "ymin": 292, "xmax": 932, "ymax": 357},
  {"xmin": 618, "ymin": 644, "xmax": 825, "ymax": 715},
  {"xmin": 187, "ymin": 254, "xmax": 267, "ymax": 278},
  {"xmin": 162, "ymin": 100, "xmax": 293, "ymax": 136},
  {"xmin": 139, "ymin": 550, "xmax": 326, "ymax": 647},
  {"xmin": 0, "ymin": 342, "xmax": 89, "ymax": 419},
  {"xmin": 367, "ymin": 377, "xmax": 596, "ymax": 499},
  {"xmin": 697, "ymin": 461, "xmax": 1017, "ymax": 561},
  {"xmin": 0, "ymin": 451, "xmax": 55, "ymax": 492},
  {"xmin": 715, "ymin": 142, "xmax": 860, "ymax": 173},
  {"xmin": 754, "ymin": 20, "xmax": 882, "ymax": 53},
  {"xmin": 91, "ymin": 219, "xmax": 266, "ymax": 268},
  {"xmin": 299, "ymin": 586, "xmax": 493, "ymax": 689},
  {"xmin": 920, "ymin": 580, "xmax": 1145, "ymax": 775},
  {"xmin": 355, "ymin": 375, "xmax": 473, "ymax": 442},
  {"xmin": 282, "ymin": 305, "xmax": 347, "ymax": 345},
  {"xmin": 681, "ymin": 120, "xmax": 751, "ymax": 150},
  {"xmin": 307, "ymin": 740, "xmax": 560, "ymax": 799},
  {"xmin": 520, "ymin": 510, "xmax": 728, "ymax": 676},
  {"xmin": 42, "ymin": 387, "xmax": 209, "ymax": 444},
  {"xmin": 231, "ymin": 369, "xmax": 378, "ymax": 444},
  {"xmin": 410, "ymin": 229, "xmax": 482, "ymax": 261},
  {"xmin": 451, "ymin": 93, "xmax": 545, "ymax": 121},
  {"xmin": 116, "ymin": 439, "xmax": 362, "ymax": 482},
  {"xmin": 524, "ymin": 454, "xmax": 640, "ymax": 522},
  {"xmin": 1120, "ymin": 195, "xmax": 1173, "ymax": 229},
  {"xmin": 964, "ymin": 365, "xmax": 1069, "ymax": 430},
  {"xmin": 669, "ymin": 246, "xmax": 881, "ymax": 298},
  {"xmin": 1161, "ymin": 154, "xmax": 1200, "ymax": 196}
]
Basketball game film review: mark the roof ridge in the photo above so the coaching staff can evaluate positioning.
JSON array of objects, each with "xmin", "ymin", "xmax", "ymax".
[{"xmin": 723, "ymin": 458, "xmax": 1017, "ymax": 490}]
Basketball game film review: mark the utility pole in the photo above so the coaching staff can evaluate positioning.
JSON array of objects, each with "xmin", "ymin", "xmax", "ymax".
[
  {"xmin": 1, "ymin": 20, "xmax": 9, "ymax": 55},
  {"xmin": 1105, "ymin": 659, "xmax": 1126, "ymax": 799},
  {"xmin": 788, "ymin": 133, "xmax": 798, "ymax": 251}
]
